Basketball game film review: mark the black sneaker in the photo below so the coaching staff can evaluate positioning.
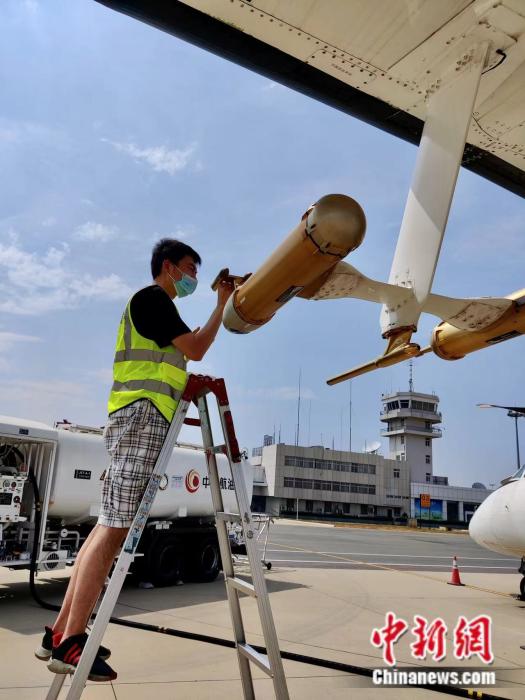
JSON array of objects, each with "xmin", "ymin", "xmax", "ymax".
[
  {"xmin": 35, "ymin": 626, "xmax": 111, "ymax": 661},
  {"xmin": 47, "ymin": 633, "xmax": 117, "ymax": 682}
]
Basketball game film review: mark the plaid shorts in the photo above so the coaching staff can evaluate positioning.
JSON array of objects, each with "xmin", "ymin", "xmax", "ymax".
[{"xmin": 98, "ymin": 399, "xmax": 169, "ymax": 528}]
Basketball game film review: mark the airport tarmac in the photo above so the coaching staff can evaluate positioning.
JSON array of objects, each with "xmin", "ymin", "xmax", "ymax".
[{"xmin": 1, "ymin": 521, "xmax": 525, "ymax": 699}]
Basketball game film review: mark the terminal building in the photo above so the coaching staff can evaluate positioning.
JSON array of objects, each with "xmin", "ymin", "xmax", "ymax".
[
  {"xmin": 251, "ymin": 443, "xmax": 410, "ymax": 519},
  {"xmin": 251, "ymin": 386, "xmax": 492, "ymax": 524}
]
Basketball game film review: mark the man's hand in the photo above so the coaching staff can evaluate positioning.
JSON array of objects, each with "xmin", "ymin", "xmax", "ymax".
[
  {"xmin": 217, "ymin": 279, "xmax": 234, "ymax": 308},
  {"xmin": 174, "ymin": 285, "xmax": 232, "ymax": 361}
]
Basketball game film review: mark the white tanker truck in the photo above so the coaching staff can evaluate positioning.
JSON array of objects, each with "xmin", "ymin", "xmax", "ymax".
[{"xmin": 0, "ymin": 414, "xmax": 252, "ymax": 586}]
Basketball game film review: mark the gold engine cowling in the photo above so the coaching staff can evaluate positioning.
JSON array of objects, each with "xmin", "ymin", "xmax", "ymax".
[
  {"xmin": 222, "ymin": 194, "xmax": 366, "ymax": 334},
  {"xmin": 431, "ymin": 289, "xmax": 525, "ymax": 360}
]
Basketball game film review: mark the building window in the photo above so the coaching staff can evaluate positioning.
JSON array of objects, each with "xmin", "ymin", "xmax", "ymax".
[
  {"xmin": 305, "ymin": 500, "xmax": 313, "ymax": 512},
  {"xmin": 324, "ymin": 501, "xmax": 332, "ymax": 514},
  {"xmin": 412, "ymin": 400, "xmax": 436, "ymax": 412},
  {"xmin": 426, "ymin": 472, "xmax": 431, "ymax": 483},
  {"xmin": 400, "ymin": 435, "xmax": 405, "ymax": 445},
  {"xmin": 425, "ymin": 455, "xmax": 431, "ymax": 464},
  {"xmin": 286, "ymin": 499, "xmax": 296, "ymax": 511},
  {"xmin": 396, "ymin": 455, "xmax": 400, "ymax": 461},
  {"xmin": 393, "ymin": 468, "xmax": 400, "ymax": 478},
  {"xmin": 425, "ymin": 438, "xmax": 431, "ymax": 447},
  {"xmin": 283, "ymin": 477, "xmax": 294, "ymax": 487},
  {"xmin": 425, "ymin": 421, "xmax": 431, "ymax": 429},
  {"xmin": 400, "ymin": 400, "xmax": 409, "ymax": 408}
]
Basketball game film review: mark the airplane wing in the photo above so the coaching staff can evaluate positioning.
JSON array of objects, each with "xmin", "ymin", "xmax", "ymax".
[
  {"xmin": 97, "ymin": 0, "xmax": 525, "ymax": 198},
  {"xmin": 422, "ymin": 293, "xmax": 512, "ymax": 330},
  {"xmin": 302, "ymin": 261, "xmax": 414, "ymax": 305},
  {"xmin": 304, "ymin": 260, "xmax": 512, "ymax": 330}
]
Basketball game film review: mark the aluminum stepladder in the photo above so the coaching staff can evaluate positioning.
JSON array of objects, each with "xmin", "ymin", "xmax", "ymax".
[{"xmin": 45, "ymin": 374, "xmax": 289, "ymax": 700}]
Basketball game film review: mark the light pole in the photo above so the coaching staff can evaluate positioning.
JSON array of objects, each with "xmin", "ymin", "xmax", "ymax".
[{"xmin": 477, "ymin": 403, "xmax": 525, "ymax": 471}]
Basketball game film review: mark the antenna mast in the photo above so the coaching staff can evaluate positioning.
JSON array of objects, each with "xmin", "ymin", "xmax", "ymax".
[
  {"xmin": 307, "ymin": 399, "xmax": 312, "ymax": 447},
  {"xmin": 348, "ymin": 381, "xmax": 352, "ymax": 452},
  {"xmin": 295, "ymin": 368, "xmax": 301, "ymax": 447},
  {"xmin": 409, "ymin": 360, "xmax": 414, "ymax": 393}
]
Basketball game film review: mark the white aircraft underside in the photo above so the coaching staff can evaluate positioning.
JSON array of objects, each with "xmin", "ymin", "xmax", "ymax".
[
  {"xmin": 469, "ymin": 468, "xmax": 525, "ymax": 558},
  {"xmin": 174, "ymin": 0, "xmax": 525, "ymax": 181}
]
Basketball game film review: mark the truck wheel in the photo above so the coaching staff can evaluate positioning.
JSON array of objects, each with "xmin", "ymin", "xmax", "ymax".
[
  {"xmin": 188, "ymin": 536, "xmax": 221, "ymax": 583},
  {"xmin": 520, "ymin": 576, "xmax": 525, "ymax": 600},
  {"xmin": 146, "ymin": 532, "xmax": 184, "ymax": 587}
]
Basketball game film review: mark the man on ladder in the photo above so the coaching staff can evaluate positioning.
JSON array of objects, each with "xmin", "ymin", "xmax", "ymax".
[{"xmin": 35, "ymin": 238, "xmax": 233, "ymax": 681}]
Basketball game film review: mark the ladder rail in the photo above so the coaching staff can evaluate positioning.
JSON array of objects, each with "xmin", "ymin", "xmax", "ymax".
[
  {"xmin": 217, "ymin": 401, "xmax": 290, "ymax": 700},
  {"xmin": 59, "ymin": 394, "xmax": 193, "ymax": 700},
  {"xmin": 197, "ymin": 394, "xmax": 255, "ymax": 700}
]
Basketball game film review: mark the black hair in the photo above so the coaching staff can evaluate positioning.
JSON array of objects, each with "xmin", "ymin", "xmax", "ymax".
[{"xmin": 150, "ymin": 238, "xmax": 202, "ymax": 278}]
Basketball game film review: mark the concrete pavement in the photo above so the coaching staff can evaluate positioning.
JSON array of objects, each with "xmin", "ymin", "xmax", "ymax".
[{"xmin": 1, "ymin": 523, "xmax": 524, "ymax": 699}]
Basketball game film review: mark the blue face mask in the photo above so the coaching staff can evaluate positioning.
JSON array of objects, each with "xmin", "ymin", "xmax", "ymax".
[{"xmin": 169, "ymin": 265, "xmax": 198, "ymax": 298}]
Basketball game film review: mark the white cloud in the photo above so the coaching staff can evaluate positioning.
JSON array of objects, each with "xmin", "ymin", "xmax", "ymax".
[
  {"xmin": 0, "ymin": 331, "xmax": 41, "ymax": 372},
  {"xmin": 0, "ymin": 119, "xmax": 63, "ymax": 146},
  {"xmin": 0, "ymin": 331, "xmax": 41, "ymax": 352},
  {"xmin": 262, "ymin": 81, "xmax": 284, "ymax": 92},
  {"xmin": 102, "ymin": 138, "xmax": 196, "ymax": 175},
  {"xmin": 0, "ymin": 240, "xmax": 132, "ymax": 315},
  {"xmin": 153, "ymin": 227, "xmax": 190, "ymax": 242},
  {"xmin": 0, "ymin": 378, "xmax": 101, "ymax": 426},
  {"xmin": 75, "ymin": 221, "xmax": 118, "ymax": 242},
  {"xmin": 42, "ymin": 217, "xmax": 57, "ymax": 228},
  {"xmin": 88, "ymin": 368, "xmax": 114, "ymax": 384}
]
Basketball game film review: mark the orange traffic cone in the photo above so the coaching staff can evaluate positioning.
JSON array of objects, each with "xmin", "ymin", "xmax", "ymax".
[{"xmin": 447, "ymin": 555, "xmax": 464, "ymax": 586}]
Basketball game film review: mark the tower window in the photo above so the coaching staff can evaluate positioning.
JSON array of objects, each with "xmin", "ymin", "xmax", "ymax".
[
  {"xmin": 425, "ymin": 455, "xmax": 431, "ymax": 464},
  {"xmin": 393, "ymin": 468, "xmax": 400, "ymax": 478},
  {"xmin": 400, "ymin": 435, "xmax": 405, "ymax": 445},
  {"xmin": 400, "ymin": 400, "xmax": 409, "ymax": 408},
  {"xmin": 425, "ymin": 438, "xmax": 430, "ymax": 447}
]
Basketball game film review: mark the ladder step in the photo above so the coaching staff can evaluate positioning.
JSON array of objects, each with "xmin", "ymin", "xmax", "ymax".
[
  {"xmin": 227, "ymin": 576, "xmax": 256, "ymax": 597},
  {"xmin": 237, "ymin": 643, "xmax": 273, "ymax": 675},
  {"xmin": 216, "ymin": 511, "xmax": 241, "ymax": 522}
]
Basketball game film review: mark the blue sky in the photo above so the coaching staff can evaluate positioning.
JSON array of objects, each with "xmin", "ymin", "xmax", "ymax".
[{"xmin": 1, "ymin": 0, "xmax": 524, "ymax": 487}]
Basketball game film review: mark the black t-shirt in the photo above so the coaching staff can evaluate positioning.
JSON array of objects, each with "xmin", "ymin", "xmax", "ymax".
[{"xmin": 130, "ymin": 285, "xmax": 191, "ymax": 349}]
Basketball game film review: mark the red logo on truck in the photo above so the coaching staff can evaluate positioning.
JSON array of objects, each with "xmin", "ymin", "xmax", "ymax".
[{"xmin": 185, "ymin": 469, "xmax": 200, "ymax": 493}]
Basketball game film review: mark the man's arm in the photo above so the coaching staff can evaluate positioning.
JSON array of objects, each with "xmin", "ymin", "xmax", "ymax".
[{"xmin": 173, "ymin": 280, "xmax": 233, "ymax": 361}]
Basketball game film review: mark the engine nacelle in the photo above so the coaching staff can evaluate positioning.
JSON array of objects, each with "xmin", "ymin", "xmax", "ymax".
[
  {"xmin": 431, "ymin": 288, "xmax": 525, "ymax": 361},
  {"xmin": 223, "ymin": 194, "xmax": 366, "ymax": 334}
]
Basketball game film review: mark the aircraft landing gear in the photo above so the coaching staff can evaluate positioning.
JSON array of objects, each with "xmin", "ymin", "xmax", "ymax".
[{"xmin": 518, "ymin": 558, "xmax": 525, "ymax": 600}]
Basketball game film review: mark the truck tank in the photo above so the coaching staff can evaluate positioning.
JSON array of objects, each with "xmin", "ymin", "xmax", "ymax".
[{"xmin": 48, "ymin": 427, "xmax": 253, "ymax": 525}]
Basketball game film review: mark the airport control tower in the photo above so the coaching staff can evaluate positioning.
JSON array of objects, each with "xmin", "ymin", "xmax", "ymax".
[{"xmin": 380, "ymin": 374, "xmax": 442, "ymax": 483}]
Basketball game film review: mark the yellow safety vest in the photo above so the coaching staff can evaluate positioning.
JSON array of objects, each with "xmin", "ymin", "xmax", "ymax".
[{"xmin": 107, "ymin": 296, "xmax": 187, "ymax": 423}]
